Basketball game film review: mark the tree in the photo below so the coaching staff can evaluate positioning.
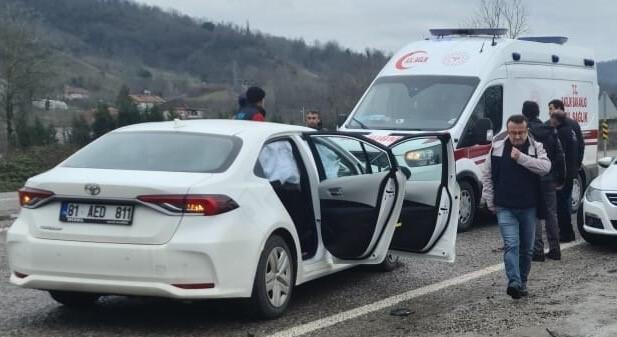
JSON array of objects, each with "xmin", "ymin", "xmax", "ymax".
[
  {"xmin": 201, "ymin": 21, "xmax": 215, "ymax": 32},
  {"xmin": 145, "ymin": 105, "xmax": 164, "ymax": 122},
  {"xmin": 70, "ymin": 115, "xmax": 91, "ymax": 146},
  {"xmin": 166, "ymin": 107, "xmax": 179, "ymax": 120},
  {"xmin": 470, "ymin": 0, "xmax": 529, "ymax": 38},
  {"xmin": 115, "ymin": 85, "xmax": 141, "ymax": 126},
  {"xmin": 91, "ymin": 103, "xmax": 116, "ymax": 138},
  {"xmin": 0, "ymin": 3, "xmax": 53, "ymax": 150},
  {"xmin": 14, "ymin": 115, "xmax": 56, "ymax": 147}
]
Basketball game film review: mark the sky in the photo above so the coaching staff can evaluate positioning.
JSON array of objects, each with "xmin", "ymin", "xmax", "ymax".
[{"xmin": 135, "ymin": 0, "xmax": 617, "ymax": 61}]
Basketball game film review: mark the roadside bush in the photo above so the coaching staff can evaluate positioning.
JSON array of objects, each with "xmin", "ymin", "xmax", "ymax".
[{"xmin": 0, "ymin": 144, "xmax": 78, "ymax": 192}]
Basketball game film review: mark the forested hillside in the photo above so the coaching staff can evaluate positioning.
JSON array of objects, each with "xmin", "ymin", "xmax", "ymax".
[{"xmin": 4, "ymin": 0, "xmax": 389, "ymax": 125}]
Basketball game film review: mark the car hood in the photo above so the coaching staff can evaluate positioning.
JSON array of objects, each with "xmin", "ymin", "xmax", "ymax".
[{"xmin": 591, "ymin": 164, "xmax": 617, "ymax": 190}]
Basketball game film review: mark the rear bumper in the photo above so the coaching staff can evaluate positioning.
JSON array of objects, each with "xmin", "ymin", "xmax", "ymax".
[{"xmin": 6, "ymin": 217, "xmax": 261, "ymax": 299}]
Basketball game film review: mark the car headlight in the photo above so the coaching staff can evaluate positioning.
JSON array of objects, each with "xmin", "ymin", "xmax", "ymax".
[
  {"xmin": 585, "ymin": 186, "xmax": 603, "ymax": 203},
  {"xmin": 404, "ymin": 145, "xmax": 442, "ymax": 167}
]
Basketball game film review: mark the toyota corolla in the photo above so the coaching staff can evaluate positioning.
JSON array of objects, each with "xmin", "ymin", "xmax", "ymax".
[{"xmin": 7, "ymin": 120, "xmax": 459, "ymax": 319}]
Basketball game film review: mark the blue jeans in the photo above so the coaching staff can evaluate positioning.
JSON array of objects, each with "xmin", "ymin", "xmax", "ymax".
[{"xmin": 496, "ymin": 207, "xmax": 537, "ymax": 289}]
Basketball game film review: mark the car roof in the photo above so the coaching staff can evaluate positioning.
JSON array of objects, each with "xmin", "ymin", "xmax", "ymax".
[{"xmin": 113, "ymin": 119, "xmax": 313, "ymax": 138}]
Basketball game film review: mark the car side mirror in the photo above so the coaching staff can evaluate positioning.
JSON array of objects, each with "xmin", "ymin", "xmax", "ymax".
[
  {"xmin": 337, "ymin": 113, "xmax": 349, "ymax": 128},
  {"xmin": 598, "ymin": 157, "xmax": 613, "ymax": 169},
  {"xmin": 398, "ymin": 166, "xmax": 411, "ymax": 180},
  {"xmin": 474, "ymin": 118, "xmax": 494, "ymax": 145}
]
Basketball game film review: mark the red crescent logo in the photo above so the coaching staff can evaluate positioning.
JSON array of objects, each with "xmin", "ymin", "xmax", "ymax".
[{"xmin": 395, "ymin": 51, "xmax": 429, "ymax": 70}]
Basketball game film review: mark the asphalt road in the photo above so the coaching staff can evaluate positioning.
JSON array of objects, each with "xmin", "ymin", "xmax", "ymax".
[{"xmin": 1, "ymin": 205, "xmax": 616, "ymax": 337}]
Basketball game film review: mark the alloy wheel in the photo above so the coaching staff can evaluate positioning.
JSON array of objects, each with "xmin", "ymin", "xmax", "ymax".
[{"xmin": 265, "ymin": 247, "xmax": 291, "ymax": 307}]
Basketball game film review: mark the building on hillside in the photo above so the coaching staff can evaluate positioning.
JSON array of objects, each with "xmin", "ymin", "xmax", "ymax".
[
  {"xmin": 32, "ymin": 99, "xmax": 69, "ymax": 111},
  {"xmin": 129, "ymin": 90, "xmax": 166, "ymax": 112},
  {"xmin": 160, "ymin": 100, "xmax": 212, "ymax": 120},
  {"xmin": 64, "ymin": 85, "xmax": 90, "ymax": 100}
]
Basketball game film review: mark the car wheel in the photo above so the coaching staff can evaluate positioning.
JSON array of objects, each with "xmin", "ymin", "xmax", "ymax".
[
  {"xmin": 49, "ymin": 291, "xmax": 100, "ymax": 307},
  {"xmin": 571, "ymin": 174, "xmax": 583, "ymax": 213},
  {"xmin": 576, "ymin": 207, "xmax": 611, "ymax": 245},
  {"xmin": 457, "ymin": 181, "xmax": 476, "ymax": 232},
  {"xmin": 250, "ymin": 235, "xmax": 295, "ymax": 320},
  {"xmin": 375, "ymin": 253, "xmax": 400, "ymax": 272}
]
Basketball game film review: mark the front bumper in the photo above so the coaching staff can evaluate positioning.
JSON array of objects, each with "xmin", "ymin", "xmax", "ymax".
[
  {"xmin": 6, "ymin": 216, "xmax": 261, "ymax": 299},
  {"xmin": 582, "ymin": 196, "xmax": 617, "ymax": 236}
]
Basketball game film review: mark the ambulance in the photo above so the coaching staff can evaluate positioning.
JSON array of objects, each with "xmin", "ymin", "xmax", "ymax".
[{"xmin": 339, "ymin": 28, "xmax": 599, "ymax": 231}]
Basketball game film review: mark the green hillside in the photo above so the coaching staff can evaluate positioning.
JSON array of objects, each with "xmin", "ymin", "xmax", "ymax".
[{"xmin": 5, "ymin": 0, "xmax": 388, "ymax": 126}]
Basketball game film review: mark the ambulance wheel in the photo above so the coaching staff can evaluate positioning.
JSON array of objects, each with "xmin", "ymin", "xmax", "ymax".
[{"xmin": 458, "ymin": 181, "xmax": 476, "ymax": 232}]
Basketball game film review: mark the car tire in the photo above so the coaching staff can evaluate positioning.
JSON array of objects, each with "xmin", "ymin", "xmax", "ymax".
[
  {"xmin": 375, "ymin": 253, "xmax": 400, "ymax": 272},
  {"xmin": 576, "ymin": 206, "xmax": 611, "ymax": 245},
  {"xmin": 250, "ymin": 235, "xmax": 295, "ymax": 320},
  {"xmin": 49, "ymin": 291, "xmax": 100, "ymax": 307},
  {"xmin": 571, "ymin": 173, "xmax": 584, "ymax": 214},
  {"xmin": 457, "ymin": 181, "xmax": 476, "ymax": 232}
]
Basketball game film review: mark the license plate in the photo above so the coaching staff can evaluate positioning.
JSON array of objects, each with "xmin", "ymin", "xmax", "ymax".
[{"xmin": 59, "ymin": 202, "xmax": 134, "ymax": 225}]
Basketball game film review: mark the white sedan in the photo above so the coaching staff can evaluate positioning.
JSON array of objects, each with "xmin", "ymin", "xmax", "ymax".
[
  {"xmin": 7, "ymin": 120, "xmax": 459, "ymax": 319},
  {"xmin": 579, "ymin": 156, "xmax": 617, "ymax": 244}
]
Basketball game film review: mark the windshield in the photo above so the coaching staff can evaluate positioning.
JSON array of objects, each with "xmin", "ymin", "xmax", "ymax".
[
  {"xmin": 63, "ymin": 131, "xmax": 242, "ymax": 173},
  {"xmin": 348, "ymin": 75, "xmax": 480, "ymax": 131}
]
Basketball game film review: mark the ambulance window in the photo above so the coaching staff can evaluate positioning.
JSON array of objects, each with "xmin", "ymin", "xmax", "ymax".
[{"xmin": 459, "ymin": 85, "xmax": 503, "ymax": 148}]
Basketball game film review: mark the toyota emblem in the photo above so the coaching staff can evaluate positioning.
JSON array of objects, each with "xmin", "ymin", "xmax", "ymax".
[{"xmin": 84, "ymin": 184, "xmax": 101, "ymax": 196}]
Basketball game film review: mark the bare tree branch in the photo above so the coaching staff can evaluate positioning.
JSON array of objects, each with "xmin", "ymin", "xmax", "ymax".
[{"xmin": 469, "ymin": 0, "xmax": 529, "ymax": 38}]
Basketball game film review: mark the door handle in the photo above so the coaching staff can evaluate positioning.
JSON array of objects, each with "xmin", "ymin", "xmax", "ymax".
[{"xmin": 328, "ymin": 187, "xmax": 343, "ymax": 197}]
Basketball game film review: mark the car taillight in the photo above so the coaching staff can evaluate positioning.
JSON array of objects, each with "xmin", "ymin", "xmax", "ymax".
[
  {"xmin": 18, "ymin": 187, "xmax": 55, "ymax": 208},
  {"xmin": 137, "ymin": 194, "xmax": 238, "ymax": 215}
]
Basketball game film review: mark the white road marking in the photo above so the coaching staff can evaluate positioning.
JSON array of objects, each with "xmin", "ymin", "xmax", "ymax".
[{"xmin": 268, "ymin": 240, "xmax": 584, "ymax": 337}]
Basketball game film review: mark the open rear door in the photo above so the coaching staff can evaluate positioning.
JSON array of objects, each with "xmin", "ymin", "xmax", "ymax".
[
  {"xmin": 304, "ymin": 133, "xmax": 406, "ymax": 265},
  {"xmin": 387, "ymin": 134, "xmax": 460, "ymax": 262}
]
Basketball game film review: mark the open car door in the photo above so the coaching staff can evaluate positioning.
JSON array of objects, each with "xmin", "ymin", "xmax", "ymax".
[
  {"xmin": 304, "ymin": 133, "xmax": 407, "ymax": 265},
  {"xmin": 385, "ymin": 133, "xmax": 460, "ymax": 262}
]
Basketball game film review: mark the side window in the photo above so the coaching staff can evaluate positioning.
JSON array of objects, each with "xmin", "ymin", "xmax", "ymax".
[
  {"xmin": 255, "ymin": 140, "xmax": 301, "ymax": 185},
  {"xmin": 310, "ymin": 136, "xmax": 391, "ymax": 180},
  {"xmin": 458, "ymin": 85, "xmax": 503, "ymax": 148}
]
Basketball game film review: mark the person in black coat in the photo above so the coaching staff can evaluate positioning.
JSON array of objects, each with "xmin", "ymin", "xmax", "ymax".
[
  {"xmin": 548, "ymin": 99, "xmax": 583, "ymax": 242},
  {"xmin": 522, "ymin": 101, "xmax": 565, "ymax": 261}
]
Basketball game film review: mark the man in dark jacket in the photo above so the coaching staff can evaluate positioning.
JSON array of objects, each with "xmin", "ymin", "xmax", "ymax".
[
  {"xmin": 522, "ymin": 101, "xmax": 565, "ymax": 261},
  {"xmin": 548, "ymin": 99, "xmax": 581, "ymax": 242},
  {"xmin": 550, "ymin": 99, "xmax": 584, "ymax": 171},
  {"xmin": 234, "ymin": 87, "xmax": 266, "ymax": 121},
  {"xmin": 305, "ymin": 110, "xmax": 324, "ymax": 130},
  {"xmin": 482, "ymin": 115, "xmax": 551, "ymax": 299}
]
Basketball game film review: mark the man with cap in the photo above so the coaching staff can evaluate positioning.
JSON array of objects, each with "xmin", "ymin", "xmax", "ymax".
[{"xmin": 235, "ymin": 86, "xmax": 266, "ymax": 121}]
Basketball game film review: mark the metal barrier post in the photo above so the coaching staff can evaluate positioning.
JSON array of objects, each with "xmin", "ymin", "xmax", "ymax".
[{"xmin": 602, "ymin": 119, "xmax": 609, "ymax": 158}]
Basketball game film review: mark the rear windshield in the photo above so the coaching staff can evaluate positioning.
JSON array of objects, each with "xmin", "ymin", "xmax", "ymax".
[{"xmin": 63, "ymin": 131, "xmax": 242, "ymax": 173}]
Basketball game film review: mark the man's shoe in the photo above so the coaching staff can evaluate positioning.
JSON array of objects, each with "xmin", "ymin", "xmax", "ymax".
[
  {"xmin": 532, "ymin": 253, "xmax": 545, "ymax": 262},
  {"xmin": 507, "ymin": 286, "xmax": 522, "ymax": 299},
  {"xmin": 546, "ymin": 250, "xmax": 561, "ymax": 260},
  {"xmin": 520, "ymin": 288, "xmax": 529, "ymax": 297}
]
